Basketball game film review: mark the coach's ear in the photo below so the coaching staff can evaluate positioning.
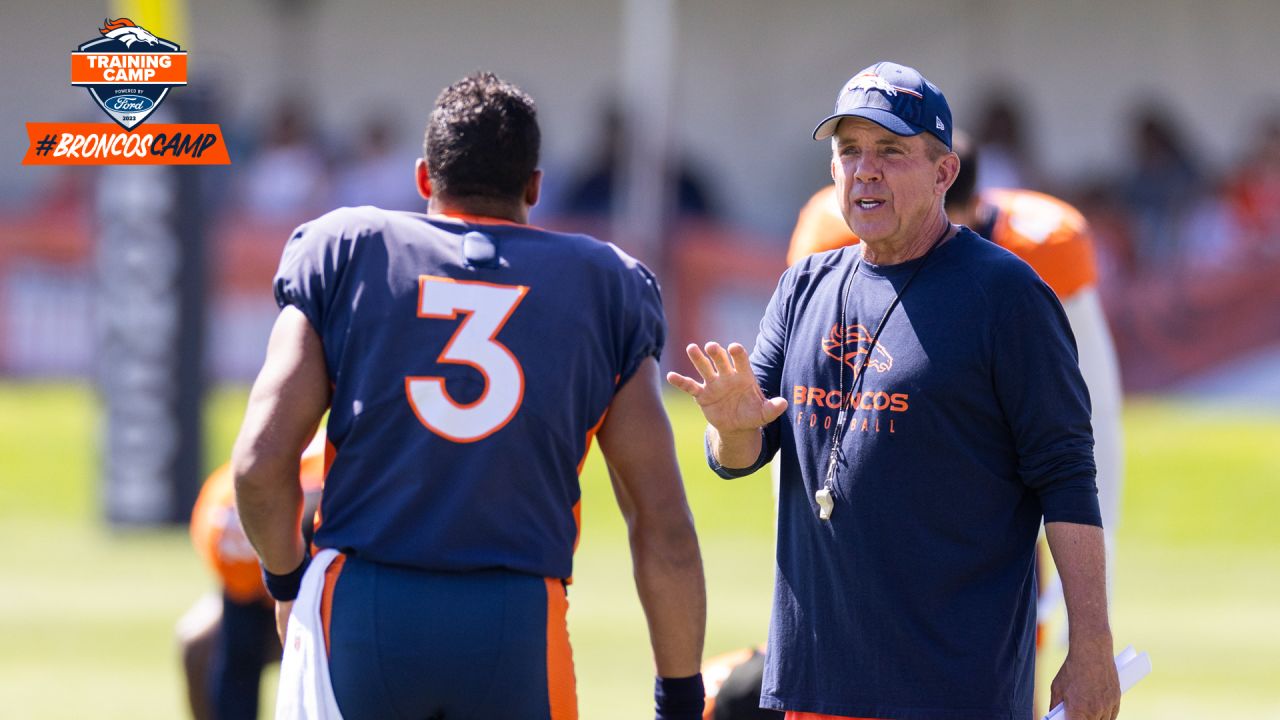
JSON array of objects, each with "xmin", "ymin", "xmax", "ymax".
[
  {"xmin": 524, "ymin": 169, "xmax": 542, "ymax": 208},
  {"xmin": 415, "ymin": 158, "xmax": 432, "ymax": 202}
]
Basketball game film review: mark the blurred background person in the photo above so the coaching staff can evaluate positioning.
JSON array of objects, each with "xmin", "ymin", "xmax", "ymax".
[
  {"xmin": 700, "ymin": 645, "xmax": 779, "ymax": 720},
  {"xmin": 179, "ymin": 434, "xmax": 325, "ymax": 720},
  {"xmin": 1120, "ymin": 105, "xmax": 1203, "ymax": 269},
  {"xmin": 331, "ymin": 114, "xmax": 422, "ymax": 212},
  {"xmin": 974, "ymin": 90, "xmax": 1040, "ymax": 192},
  {"xmin": 1226, "ymin": 110, "xmax": 1280, "ymax": 258},
  {"xmin": 560, "ymin": 103, "xmax": 717, "ymax": 220},
  {"xmin": 240, "ymin": 98, "xmax": 329, "ymax": 222}
]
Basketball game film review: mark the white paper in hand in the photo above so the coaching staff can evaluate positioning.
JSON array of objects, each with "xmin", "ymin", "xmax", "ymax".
[{"xmin": 1043, "ymin": 645, "xmax": 1151, "ymax": 720}]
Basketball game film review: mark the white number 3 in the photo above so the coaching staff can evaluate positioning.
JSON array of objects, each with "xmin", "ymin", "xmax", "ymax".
[{"xmin": 405, "ymin": 276, "xmax": 529, "ymax": 442}]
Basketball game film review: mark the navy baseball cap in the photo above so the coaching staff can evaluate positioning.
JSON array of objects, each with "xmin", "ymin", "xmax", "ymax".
[{"xmin": 813, "ymin": 61, "xmax": 953, "ymax": 149}]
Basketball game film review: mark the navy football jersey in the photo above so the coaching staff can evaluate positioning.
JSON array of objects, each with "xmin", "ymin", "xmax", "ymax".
[{"xmin": 273, "ymin": 207, "xmax": 665, "ymax": 580}]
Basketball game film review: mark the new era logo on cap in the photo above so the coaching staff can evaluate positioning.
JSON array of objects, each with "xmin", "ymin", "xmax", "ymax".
[{"xmin": 813, "ymin": 61, "xmax": 953, "ymax": 149}]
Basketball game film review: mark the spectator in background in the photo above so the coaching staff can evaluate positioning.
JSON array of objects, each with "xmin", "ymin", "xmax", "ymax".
[
  {"xmin": 1121, "ymin": 106, "xmax": 1202, "ymax": 268},
  {"xmin": 975, "ymin": 91, "xmax": 1038, "ymax": 191},
  {"xmin": 1227, "ymin": 111, "xmax": 1280, "ymax": 257},
  {"xmin": 241, "ymin": 99, "xmax": 329, "ymax": 221},
  {"xmin": 561, "ymin": 103, "xmax": 716, "ymax": 218},
  {"xmin": 1185, "ymin": 178, "xmax": 1245, "ymax": 271},
  {"xmin": 332, "ymin": 115, "xmax": 423, "ymax": 211}
]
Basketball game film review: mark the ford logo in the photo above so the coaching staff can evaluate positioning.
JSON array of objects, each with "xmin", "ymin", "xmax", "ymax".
[{"xmin": 105, "ymin": 95, "xmax": 154, "ymax": 113}]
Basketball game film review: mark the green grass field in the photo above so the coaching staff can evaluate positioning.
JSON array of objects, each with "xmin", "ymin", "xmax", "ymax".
[{"xmin": 1, "ymin": 383, "xmax": 1277, "ymax": 718}]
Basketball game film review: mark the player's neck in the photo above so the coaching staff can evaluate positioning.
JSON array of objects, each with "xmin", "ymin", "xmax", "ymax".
[
  {"xmin": 861, "ymin": 211, "xmax": 954, "ymax": 265},
  {"xmin": 429, "ymin": 195, "xmax": 529, "ymax": 225}
]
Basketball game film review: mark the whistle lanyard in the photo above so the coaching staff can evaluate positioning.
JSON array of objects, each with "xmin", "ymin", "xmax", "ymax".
[{"xmin": 817, "ymin": 224, "xmax": 952, "ymax": 521}]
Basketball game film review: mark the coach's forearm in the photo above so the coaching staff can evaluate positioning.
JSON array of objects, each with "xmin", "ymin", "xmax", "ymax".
[
  {"xmin": 232, "ymin": 448, "xmax": 305, "ymax": 574},
  {"xmin": 631, "ymin": 512, "xmax": 707, "ymax": 678},
  {"xmin": 706, "ymin": 424, "xmax": 764, "ymax": 471},
  {"xmin": 1045, "ymin": 521, "xmax": 1113, "ymax": 647}
]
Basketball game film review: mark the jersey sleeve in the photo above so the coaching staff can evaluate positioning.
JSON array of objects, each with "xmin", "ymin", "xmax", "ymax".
[
  {"xmin": 614, "ymin": 253, "xmax": 667, "ymax": 388},
  {"xmin": 272, "ymin": 211, "xmax": 358, "ymax": 333},
  {"xmin": 990, "ymin": 272, "xmax": 1102, "ymax": 527}
]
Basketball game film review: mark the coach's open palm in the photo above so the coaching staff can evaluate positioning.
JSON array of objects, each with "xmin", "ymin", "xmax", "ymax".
[{"xmin": 666, "ymin": 342, "xmax": 787, "ymax": 432}]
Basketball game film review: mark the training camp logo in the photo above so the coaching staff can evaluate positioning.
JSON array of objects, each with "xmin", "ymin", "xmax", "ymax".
[
  {"xmin": 822, "ymin": 323, "xmax": 893, "ymax": 377},
  {"xmin": 23, "ymin": 18, "xmax": 227, "ymax": 166},
  {"xmin": 73, "ymin": 18, "xmax": 186, "ymax": 130}
]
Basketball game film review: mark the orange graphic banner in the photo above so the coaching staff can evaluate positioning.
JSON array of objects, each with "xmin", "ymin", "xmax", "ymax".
[
  {"xmin": 22, "ymin": 123, "xmax": 230, "ymax": 165},
  {"xmin": 70, "ymin": 52, "xmax": 188, "ymax": 85}
]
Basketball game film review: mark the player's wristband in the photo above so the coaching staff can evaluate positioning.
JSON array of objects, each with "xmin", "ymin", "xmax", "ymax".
[
  {"xmin": 261, "ymin": 549, "xmax": 311, "ymax": 602},
  {"xmin": 654, "ymin": 673, "xmax": 704, "ymax": 720}
]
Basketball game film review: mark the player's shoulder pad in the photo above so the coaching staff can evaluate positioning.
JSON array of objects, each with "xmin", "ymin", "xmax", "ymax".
[
  {"xmin": 983, "ymin": 188, "xmax": 1089, "ymax": 242},
  {"xmin": 600, "ymin": 242, "xmax": 663, "ymax": 308},
  {"xmin": 289, "ymin": 205, "xmax": 396, "ymax": 243}
]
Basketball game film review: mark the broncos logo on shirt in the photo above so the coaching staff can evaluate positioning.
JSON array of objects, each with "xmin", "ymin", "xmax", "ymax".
[{"xmin": 821, "ymin": 323, "xmax": 893, "ymax": 377}]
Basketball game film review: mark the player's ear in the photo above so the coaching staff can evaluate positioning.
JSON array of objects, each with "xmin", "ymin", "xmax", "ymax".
[
  {"xmin": 830, "ymin": 155, "xmax": 838, "ymax": 183},
  {"xmin": 524, "ymin": 169, "xmax": 542, "ymax": 208},
  {"xmin": 415, "ymin": 158, "xmax": 432, "ymax": 201}
]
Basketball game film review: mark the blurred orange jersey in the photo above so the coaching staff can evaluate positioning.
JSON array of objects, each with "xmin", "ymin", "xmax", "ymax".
[
  {"xmin": 786, "ymin": 185, "xmax": 1098, "ymax": 300},
  {"xmin": 190, "ymin": 439, "xmax": 326, "ymax": 603}
]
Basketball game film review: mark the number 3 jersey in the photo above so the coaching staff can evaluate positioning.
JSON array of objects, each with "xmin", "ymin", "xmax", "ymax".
[{"xmin": 273, "ymin": 206, "xmax": 665, "ymax": 581}]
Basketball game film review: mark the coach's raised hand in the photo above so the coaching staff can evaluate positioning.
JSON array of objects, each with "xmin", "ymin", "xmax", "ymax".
[{"xmin": 666, "ymin": 342, "xmax": 787, "ymax": 470}]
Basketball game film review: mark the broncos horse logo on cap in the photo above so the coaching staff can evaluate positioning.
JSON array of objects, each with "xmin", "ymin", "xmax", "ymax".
[
  {"xmin": 822, "ymin": 323, "xmax": 893, "ymax": 377},
  {"xmin": 845, "ymin": 72, "xmax": 923, "ymax": 100}
]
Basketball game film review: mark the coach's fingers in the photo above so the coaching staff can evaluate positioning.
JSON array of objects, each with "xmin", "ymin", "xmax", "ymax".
[
  {"xmin": 727, "ymin": 343, "xmax": 751, "ymax": 371},
  {"xmin": 685, "ymin": 343, "xmax": 718, "ymax": 382},
  {"xmin": 665, "ymin": 371, "xmax": 702, "ymax": 397},
  {"xmin": 1049, "ymin": 675, "xmax": 1064, "ymax": 717},
  {"xmin": 761, "ymin": 396, "xmax": 789, "ymax": 424},
  {"xmin": 704, "ymin": 342, "xmax": 734, "ymax": 375}
]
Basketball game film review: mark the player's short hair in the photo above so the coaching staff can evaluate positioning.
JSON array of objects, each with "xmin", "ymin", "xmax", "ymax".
[
  {"xmin": 425, "ymin": 72, "xmax": 540, "ymax": 201},
  {"xmin": 945, "ymin": 130, "xmax": 977, "ymax": 210}
]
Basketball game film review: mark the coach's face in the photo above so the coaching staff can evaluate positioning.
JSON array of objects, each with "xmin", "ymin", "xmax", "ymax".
[{"xmin": 831, "ymin": 117, "xmax": 953, "ymax": 251}]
